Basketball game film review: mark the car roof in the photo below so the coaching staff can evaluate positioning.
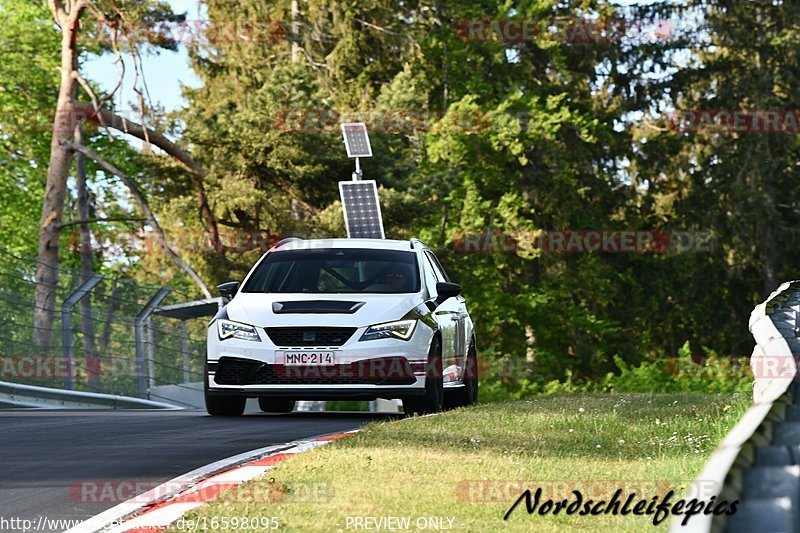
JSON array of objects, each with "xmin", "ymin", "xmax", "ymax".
[{"xmin": 273, "ymin": 238, "xmax": 425, "ymax": 252}]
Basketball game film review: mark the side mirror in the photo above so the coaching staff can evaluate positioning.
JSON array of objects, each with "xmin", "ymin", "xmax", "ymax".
[
  {"xmin": 217, "ymin": 281, "xmax": 240, "ymax": 300},
  {"xmin": 435, "ymin": 282, "xmax": 462, "ymax": 304}
]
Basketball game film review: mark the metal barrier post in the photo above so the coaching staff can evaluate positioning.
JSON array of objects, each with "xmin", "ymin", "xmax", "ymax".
[
  {"xmin": 135, "ymin": 287, "xmax": 172, "ymax": 398},
  {"xmin": 61, "ymin": 274, "xmax": 104, "ymax": 390},
  {"xmin": 146, "ymin": 316, "xmax": 155, "ymax": 395},
  {"xmin": 181, "ymin": 320, "xmax": 190, "ymax": 383}
]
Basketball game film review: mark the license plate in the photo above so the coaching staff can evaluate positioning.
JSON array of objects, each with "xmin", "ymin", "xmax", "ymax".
[{"xmin": 283, "ymin": 351, "xmax": 335, "ymax": 365}]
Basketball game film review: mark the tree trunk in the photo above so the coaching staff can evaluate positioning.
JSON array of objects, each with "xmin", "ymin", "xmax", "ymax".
[
  {"xmin": 760, "ymin": 158, "xmax": 778, "ymax": 296},
  {"xmin": 754, "ymin": 5, "xmax": 778, "ymax": 297},
  {"xmin": 291, "ymin": 0, "xmax": 300, "ymax": 61},
  {"xmin": 34, "ymin": 6, "xmax": 83, "ymax": 351},
  {"xmin": 75, "ymin": 122, "xmax": 99, "ymax": 389}
]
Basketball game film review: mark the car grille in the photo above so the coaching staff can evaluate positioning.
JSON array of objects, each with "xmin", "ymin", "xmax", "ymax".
[
  {"xmin": 263, "ymin": 327, "xmax": 357, "ymax": 347},
  {"xmin": 213, "ymin": 358, "xmax": 415, "ymax": 386}
]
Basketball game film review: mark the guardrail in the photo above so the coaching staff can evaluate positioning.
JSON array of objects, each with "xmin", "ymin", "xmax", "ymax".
[
  {"xmin": 0, "ymin": 380, "xmax": 181, "ymax": 409},
  {"xmin": 0, "ymin": 248, "xmax": 211, "ymax": 405},
  {"xmin": 673, "ymin": 281, "xmax": 800, "ymax": 532}
]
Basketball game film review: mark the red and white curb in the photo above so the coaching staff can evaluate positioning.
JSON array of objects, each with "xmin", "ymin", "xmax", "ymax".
[{"xmin": 65, "ymin": 430, "xmax": 360, "ymax": 533}]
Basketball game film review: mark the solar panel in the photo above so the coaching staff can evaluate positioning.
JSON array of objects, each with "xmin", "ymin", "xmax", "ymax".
[
  {"xmin": 339, "ymin": 180, "xmax": 385, "ymax": 239},
  {"xmin": 341, "ymin": 122, "xmax": 373, "ymax": 158}
]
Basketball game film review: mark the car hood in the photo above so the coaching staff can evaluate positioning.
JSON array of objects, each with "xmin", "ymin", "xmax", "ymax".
[{"xmin": 226, "ymin": 292, "xmax": 424, "ymax": 328}]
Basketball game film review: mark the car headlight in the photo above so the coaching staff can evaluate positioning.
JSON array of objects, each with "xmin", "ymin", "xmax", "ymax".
[
  {"xmin": 360, "ymin": 319, "xmax": 417, "ymax": 341},
  {"xmin": 217, "ymin": 319, "xmax": 261, "ymax": 342}
]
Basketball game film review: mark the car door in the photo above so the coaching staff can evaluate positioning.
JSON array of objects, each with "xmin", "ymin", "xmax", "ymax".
[
  {"xmin": 426, "ymin": 250, "xmax": 471, "ymax": 379},
  {"xmin": 422, "ymin": 251, "xmax": 463, "ymax": 383}
]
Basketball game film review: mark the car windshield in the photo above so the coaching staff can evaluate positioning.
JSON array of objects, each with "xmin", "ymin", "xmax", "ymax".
[{"xmin": 242, "ymin": 248, "xmax": 420, "ymax": 294}]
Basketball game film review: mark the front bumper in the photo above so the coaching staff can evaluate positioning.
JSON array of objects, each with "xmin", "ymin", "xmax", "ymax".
[{"xmin": 206, "ymin": 322, "xmax": 432, "ymax": 398}]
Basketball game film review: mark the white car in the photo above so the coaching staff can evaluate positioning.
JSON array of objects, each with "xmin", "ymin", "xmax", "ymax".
[{"xmin": 205, "ymin": 237, "xmax": 477, "ymax": 416}]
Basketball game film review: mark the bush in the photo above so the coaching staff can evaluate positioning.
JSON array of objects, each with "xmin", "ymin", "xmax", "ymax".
[
  {"xmin": 603, "ymin": 342, "xmax": 752, "ymax": 395},
  {"xmin": 477, "ymin": 341, "xmax": 753, "ymax": 402}
]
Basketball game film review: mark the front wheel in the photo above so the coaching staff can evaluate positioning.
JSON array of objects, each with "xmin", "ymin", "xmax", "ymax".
[
  {"xmin": 403, "ymin": 337, "xmax": 443, "ymax": 416},
  {"xmin": 258, "ymin": 398, "xmax": 295, "ymax": 413},
  {"xmin": 205, "ymin": 393, "xmax": 246, "ymax": 416},
  {"xmin": 204, "ymin": 361, "xmax": 246, "ymax": 416}
]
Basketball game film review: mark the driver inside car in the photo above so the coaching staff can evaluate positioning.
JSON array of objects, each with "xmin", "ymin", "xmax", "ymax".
[{"xmin": 367, "ymin": 263, "xmax": 413, "ymax": 292}]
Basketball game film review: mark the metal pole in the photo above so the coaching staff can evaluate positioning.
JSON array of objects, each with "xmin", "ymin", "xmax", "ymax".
[
  {"xmin": 352, "ymin": 157, "xmax": 361, "ymax": 181},
  {"xmin": 181, "ymin": 320, "xmax": 190, "ymax": 383},
  {"xmin": 135, "ymin": 287, "xmax": 172, "ymax": 398},
  {"xmin": 61, "ymin": 274, "xmax": 104, "ymax": 390},
  {"xmin": 146, "ymin": 316, "xmax": 155, "ymax": 396}
]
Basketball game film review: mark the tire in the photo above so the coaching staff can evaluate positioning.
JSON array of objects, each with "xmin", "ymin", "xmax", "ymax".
[
  {"xmin": 463, "ymin": 339, "xmax": 479, "ymax": 406},
  {"xmin": 444, "ymin": 339, "xmax": 478, "ymax": 409},
  {"xmin": 205, "ymin": 393, "xmax": 246, "ymax": 416},
  {"xmin": 403, "ymin": 337, "xmax": 443, "ymax": 416},
  {"xmin": 258, "ymin": 398, "xmax": 295, "ymax": 413},
  {"xmin": 204, "ymin": 361, "xmax": 245, "ymax": 416},
  {"xmin": 442, "ymin": 389, "xmax": 459, "ymax": 410}
]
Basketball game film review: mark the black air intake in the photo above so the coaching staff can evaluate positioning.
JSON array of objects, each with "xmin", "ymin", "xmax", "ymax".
[{"xmin": 272, "ymin": 301, "xmax": 365, "ymax": 314}]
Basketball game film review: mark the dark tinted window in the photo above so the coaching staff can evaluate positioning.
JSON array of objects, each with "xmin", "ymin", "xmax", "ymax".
[{"xmin": 242, "ymin": 248, "xmax": 420, "ymax": 294}]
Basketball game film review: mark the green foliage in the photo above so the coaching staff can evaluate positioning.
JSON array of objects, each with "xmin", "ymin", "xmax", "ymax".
[
  {"xmin": 152, "ymin": 0, "xmax": 800, "ymax": 389},
  {"xmin": 3, "ymin": 0, "xmax": 797, "ymax": 400},
  {"xmin": 0, "ymin": 0, "xmax": 197, "ymax": 282},
  {"xmin": 0, "ymin": 0, "xmax": 59, "ymax": 257},
  {"xmin": 477, "ymin": 340, "xmax": 752, "ymax": 402},
  {"xmin": 325, "ymin": 400, "xmax": 370, "ymax": 412},
  {"xmin": 603, "ymin": 349, "xmax": 752, "ymax": 395}
]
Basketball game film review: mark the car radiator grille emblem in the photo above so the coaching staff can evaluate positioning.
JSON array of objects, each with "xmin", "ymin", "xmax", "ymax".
[{"xmin": 264, "ymin": 327, "xmax": 356, "ymax": 346}]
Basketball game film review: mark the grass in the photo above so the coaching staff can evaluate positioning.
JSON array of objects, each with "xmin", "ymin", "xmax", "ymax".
[{"xmin": 173, "ymin": 392, "xmax": 750, "ymax": 532}]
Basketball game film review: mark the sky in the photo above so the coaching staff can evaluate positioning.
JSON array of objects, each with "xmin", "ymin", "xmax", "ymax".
[{"xmin": 83, "ymin": 0, "xmax": 204, "ymax": 114}]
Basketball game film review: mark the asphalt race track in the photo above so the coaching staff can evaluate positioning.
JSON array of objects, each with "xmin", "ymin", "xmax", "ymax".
[{"xmin": 0, "ymin": 409, "xmax": 392, "ymax": 530}]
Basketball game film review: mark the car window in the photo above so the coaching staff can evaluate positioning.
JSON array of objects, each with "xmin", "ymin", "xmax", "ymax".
[
  {"xmin": 242, "ymin": 248, "xmax": 420, "ymax": 294},
  {"xmin": 424, "ymin": 251, "xmax": 450, "ymax": 282},
  {"xmin": 422, "ymin": 253, "xmax": 439, "ymax": 298}
]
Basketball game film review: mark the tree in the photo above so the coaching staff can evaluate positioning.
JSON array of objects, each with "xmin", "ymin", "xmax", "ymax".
[
  {"xmin": 631, "ymin": 0, "xmax": 800, "ymax": 356},
  {"xmin": 178, "ymin": 0, "xmax": 669, "ymax": 384},
  {"xmin": 33, "ymin": 0, "xmax": 217, "ymax": 350},
  {"xmin": 0, "ymin": 0, "xmax": 61, "ymax": 257}
]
